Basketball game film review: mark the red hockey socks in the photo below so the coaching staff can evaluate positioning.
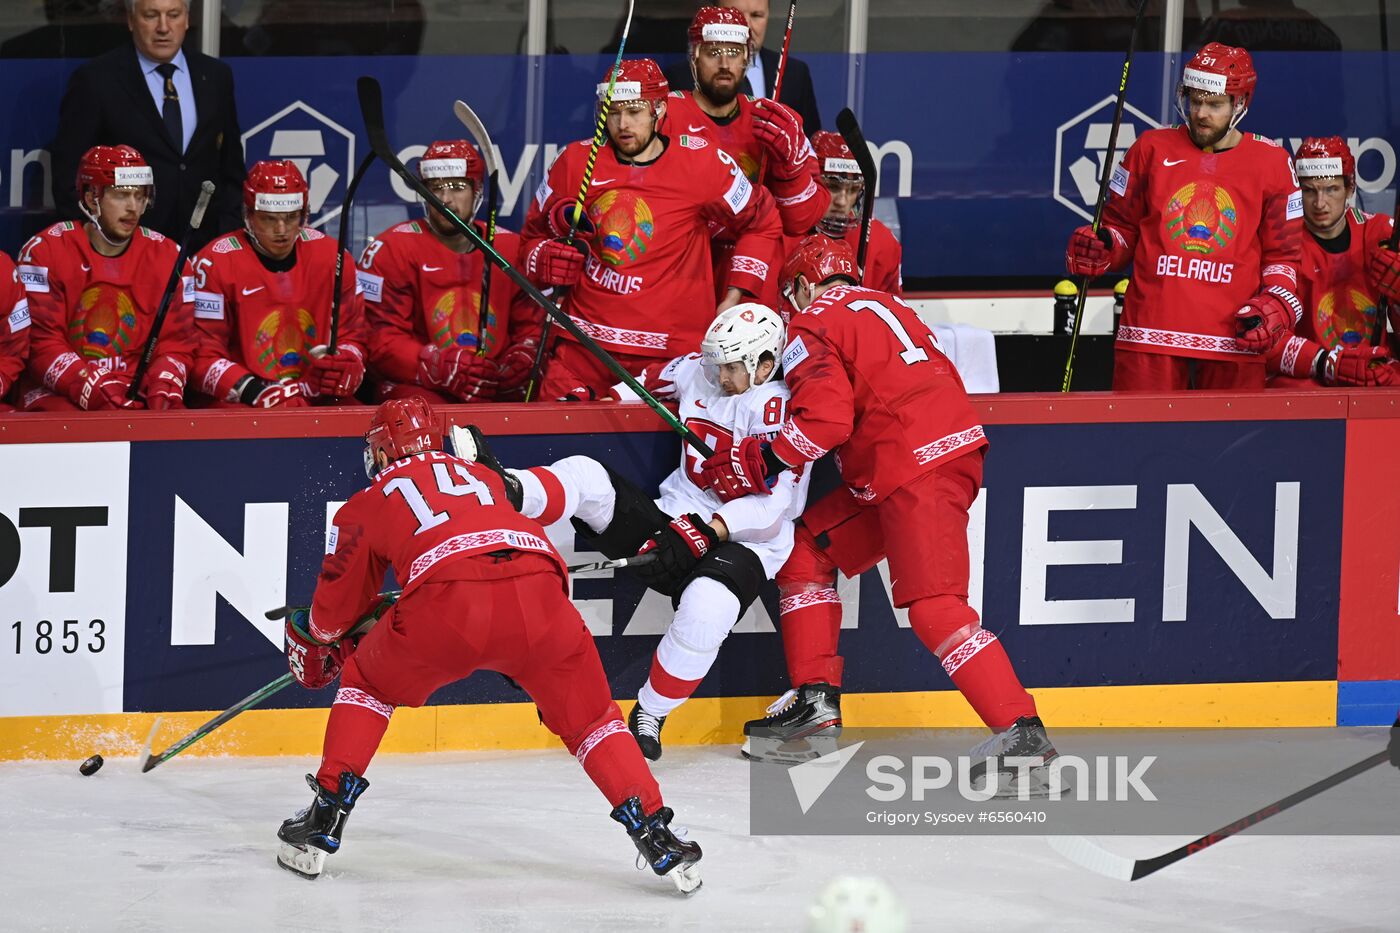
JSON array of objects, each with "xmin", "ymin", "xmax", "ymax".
[
  {"xmin": 909, "ymin": 598, "xmax": 1036, "ymax": 732},
  {"xmin": 777, "ymin": 585, "xmax": 845, "ymax": 687},
  {"xmin": 315, "ymin": 686, "xmax": 396, "ymax": 791},
  {"xmin": 566, "ymin": 704, "xmax": 663, "ymax": 812}
]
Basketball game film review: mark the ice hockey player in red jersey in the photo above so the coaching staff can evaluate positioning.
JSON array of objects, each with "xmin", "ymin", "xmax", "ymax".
[
  {"xmin": 357, "ymin": 140, "xmax": 542, "ymax": 403},
  {"xmin": 190, "ymin": 160, "xmax": 367, "ymax": 408},
  {"xmin": 781, "ymin": 130, "xmax": 903, "ymax": 298},
  {"xmin": 275, "ymin": 398, "xmax": 702, "ymax": 893},
  {"xmin": 697, "ymin": 236, "xmax": 1056, "ymax": 795},
  {"xmin": 19, "ymin": 144, "xmax": 193, "ymax": 411},
  {"xmin": 493, "ymin": 304, "xmax": 809, "ymax": 760},
  {"xmin": 0, "ymin": 251, "xmax": 30, "ymax": 411},
  {"xmin": 1267, "ymin": 137, "xmax": 1396, "ymax": 387},
  {"xmin": 1065, "ymin": 43, "xmax": 1303, "ymax": 391},
  {"xmin": 523, "ymin": 57, "xmax": 783, "ymax": 400}
]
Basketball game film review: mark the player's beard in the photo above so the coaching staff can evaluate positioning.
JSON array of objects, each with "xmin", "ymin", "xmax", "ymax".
[
  {"xmin": 612, "ymin": 124, "xmax": 658, "ymax": 160},
  {"xmin": 1188, "ymin": 118, "xmax": 1231, "ymax": 151},
  {"xmin": 698, "ymin": 68, "xmax": 742, "ymax": 108}
]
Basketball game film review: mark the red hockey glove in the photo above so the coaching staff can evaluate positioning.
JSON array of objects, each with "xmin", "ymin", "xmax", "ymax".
[
  {"xmin": 1369, "ymin": 244, "xmax": 1400, "ymax": 301},
  {"xmin": 240, "ymin": 377, "xmax": 310, "ymax": 409},
  {"xmin": 139, "ymin": 356, "xmax": 186, "ymax": 411},
  {"xmin": 285, "ymin": 610, "xmax": 355, "ymax": 690},
  {"xmin": 304, "ymin": 346, "xmax": 365, "ymax": 399},
  {"xmin": 495, "ymin": 338, "xmax": 539, "ymax": 396},
  {"xmin": 75, "ymin": 367, "xmax": 137, "ymax": 411},
  {"xmin": 635, "ymin": 513, "xmax": 721, "ymax": 589},
  {"xmin": 417, "ymin": 344, "xmax": 500, "ymax": 402},
  {"xmin": 752, "ymin": 100, "xmax": 810, "ymax": 181},
  {"xmin": 547, "ymin": 200, "xmax": 596, "ymax": 241},
  {"xmin": 1319, "ymin": 344, "xmax": 1396, "ymax": 387},
  {"xmin": 699, "ymin": 435, "xmax": 773, "ymax": 503},
  {"xmin": 1235, "ymin": 287, "xmax": 1301, "ymax": 353},
  {"xmin": 525, "ymin": 238, "xmax": 586, "ymax": 287},
  {"xmin": 1065, "ymin": 225, "xmax": 1119, "ymax": 278}
]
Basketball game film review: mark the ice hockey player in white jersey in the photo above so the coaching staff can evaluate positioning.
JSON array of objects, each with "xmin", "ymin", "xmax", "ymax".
[{"xmin": 480, "ymin": 303, "xmax": 811, "ymax": 760}]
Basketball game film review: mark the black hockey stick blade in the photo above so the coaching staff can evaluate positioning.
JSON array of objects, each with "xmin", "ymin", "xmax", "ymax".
[
  {"xmin": 567, "ymin": 552, "xmax": 657, "ymax": 575},
  {"xmin": 1049, "ymin": 748, "xmax": 1390, "ymax": 881},
  {"xmin": 329, "ymin": 152, "xmax": 377, "ymax": 353},
  {"xmin": 835, "ymin": 108, "xmax": 877, "ymax": 274},
  {"xmin": 356, "ymin": 76, "xmax": 714, "ymax": 458}
]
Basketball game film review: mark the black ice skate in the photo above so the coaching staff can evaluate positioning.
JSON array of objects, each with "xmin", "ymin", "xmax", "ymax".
[
  {"xmin": 610, "ymin": 796, "xmax": 703, "ymax": 895},
  {"xmin": 966, "ymin": 716, "xmax": 1065, "ymax": 799},
  {"xmin": 741, "ymin": 683, "xmax": 842, "ymax": 764},
  {"xmin": 628, "ymin": 702, "xmax": 667, "ymax": 761},
  {"xmin": 452, "ymin": 423, "xmax": 523, "ymax": 510},
  {"xmin": 276, "ymin": 771, "xmax": 370, "ymax": 879}
]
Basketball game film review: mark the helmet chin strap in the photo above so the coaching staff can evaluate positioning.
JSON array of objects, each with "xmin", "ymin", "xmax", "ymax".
[{"xmin": 81, "ymin": 192, "xmax": 134, "ymax": 250}]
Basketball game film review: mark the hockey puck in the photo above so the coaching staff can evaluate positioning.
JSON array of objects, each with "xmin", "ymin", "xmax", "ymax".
[{"xmin": 79, "ymin": 754, "xmax": 104, "ymax": 776}]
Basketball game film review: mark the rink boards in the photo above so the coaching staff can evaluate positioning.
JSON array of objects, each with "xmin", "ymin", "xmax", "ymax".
[{"xmin": 1, "ymin": 391, "xmax": 1398, "ymax": 760}]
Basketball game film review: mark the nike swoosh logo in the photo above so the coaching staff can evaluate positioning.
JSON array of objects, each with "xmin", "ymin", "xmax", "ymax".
[
  {"xmin": 687, "ymin": 124, "xmax": 707, "ymax": 133},
  {"xmin": 591, "ymin": 178, "xmax": 617, "ymax": 186},
  {"xmin": 421, "ymin": 265, "xmax": 443, "ymax": 272},
  {"xmin": 242, "ymin": 286, "xmax": 264, "ymax": 296},
  {"xmin": 695, "ymin": 399, "xmax": 706, "ymax": 408},
  {"xmin": 80, "ymin": 263, "xmax": 91, "ymax": 272},
  {"xmin": 1162, "ymin": 159, "xmax": 1185, "ymax": 166}
]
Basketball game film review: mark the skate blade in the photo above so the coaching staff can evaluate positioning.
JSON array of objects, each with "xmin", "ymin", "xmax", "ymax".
[
  {"xmin": 973, "ymin": 766, "xmax": 1068, "ymax": 800},
  {"xmin": 740, "ymin": 733, "xmax": 838, "ymax": 764},
  {"xmin": 669, "ymin": 862, "xmax": 703, "ymax": 896},
  {"xmin": 276, "ymin": 842, "xmax": 326, "ymax": 880}
]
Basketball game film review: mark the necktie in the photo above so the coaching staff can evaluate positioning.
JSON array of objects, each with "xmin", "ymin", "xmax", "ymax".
[{"xmin": 156, "ymin": 62, "xmax": 183, "ymax": 152}]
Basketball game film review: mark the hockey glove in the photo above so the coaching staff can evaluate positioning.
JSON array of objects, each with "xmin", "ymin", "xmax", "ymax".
[
  {"xmin": 524, "ymin": 238, "xmax": 586, "ymax": 288},
  {"xmin": 495, "ymin": 337, "xmax": 540, "ymax": 396},
  {"xmin": 560, "ymin": 385, "xmax": 599, "ymax": 402},
  {"xmin": 752, "ymin": 101, "xmax": 811, "ymax": 181},
  {"xmin": 239, "ymin": 377, "xmax": 310, "ymax": 408},
  {"xmin": 139, "ymin": 356, "xmax": 187, "ymax": 411},
  {"xmin": 285, "ymin": 610, "xmax": 356, "ymax": 690},
  {"xmin": 417, "ymin": 344, "xmax": 500, "ymax": 402},
  {"xmin": 1369, "ymin": 244, "xmax": 1400, "ymax": 301},
  {"xmin": 1065, "ymin": 225, "xmax": 1120, "ymax": 278},
  {"xmin": 75, "ymin": 367, "xmax": 137, "ymax": 411},
  {"xmin": 304, "ymin": 345, "xmax": 365, "ymax": 399},
  {"xmin": 636, "ymin": 513, "xmax": 720, "ymax": 587},
  {"xmin": 1318, "ymin": 344, "xmax": 1395, "ymax": 387},
  {"xmin": 547, "ymin": 200, "xmax": 596, "ymax": 241},
  {"xmin": 1234, "ymin": 288, "xmax": 1301, "ymax": 354},
  {"xmin": 699, "ymin": 435, "xmax": 774, "ymax": 503}
]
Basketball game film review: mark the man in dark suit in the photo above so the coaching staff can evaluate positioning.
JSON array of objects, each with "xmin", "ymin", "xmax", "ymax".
[
  {"xmin": 663, "ymin": 0, "xmax": 822, "ymax": 134},
  {"xmin": 51, "ymin": 0, "xmax": 244, "ymax": 250}
]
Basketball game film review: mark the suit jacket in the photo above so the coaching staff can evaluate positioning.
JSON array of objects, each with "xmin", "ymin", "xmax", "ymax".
[
  {"xmin": 663, "ymin": 47, "xmax": 823, "ymax": 134},
  {"xmin": 51, "ymin": 42, "xmax": 246, "ymax": 251}
]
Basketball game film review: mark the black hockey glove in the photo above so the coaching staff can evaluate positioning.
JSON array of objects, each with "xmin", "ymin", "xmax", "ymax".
[{"xmin": 634, "ymin": 513, "xmax": 719, "ymax": 591}]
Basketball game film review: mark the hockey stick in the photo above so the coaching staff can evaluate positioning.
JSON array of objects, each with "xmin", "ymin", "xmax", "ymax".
[
  {"xmin": 451, "ymin": 100, "xmax": 499, "ymax": 356},
  {"xmin": 356, "ymin": 76, "xmax": 714, "ymax": 457},
  {"xmin": 757, "ymin": 0, "xmax": 798, "ymax": 184},
  {"xmin": 1060, "ymin": 0, "xmax": 1148, "ymax": 393},
  {"xmin": 128, "ymin": 180, "xmax": 214, "ymax": 400},
  {"xmin": 835, "ymin": 108, "xmax": 877, "ymax": 275},
  {"xmin": 1049, "ymin": 748, "xmax": 1389, "ymax": 881},
  {"xmin": 329, "ymin": 153, "xmax": 376, "ymax": 353},
  {"xmin": 142, "ymin": 603, "xmax": 392, "ymax": 772},
  {"xmin": 525, "ymin": 0, "xmax": 637, "ymax": 402}
]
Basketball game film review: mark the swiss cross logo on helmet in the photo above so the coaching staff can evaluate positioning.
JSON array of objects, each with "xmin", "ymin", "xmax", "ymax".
[
  {"xmin": 741, "ymin": 308, "xmax": 756, "ymax": 322},
  {"xmin": 1053, "ymin": 96, "xmax": 1162, "ymax": 222},
  {"xmin": 241, "ymin": 101, "xmax": 356, "ymax": 230}
]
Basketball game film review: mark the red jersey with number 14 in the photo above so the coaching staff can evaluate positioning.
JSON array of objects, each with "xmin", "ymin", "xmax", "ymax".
[
  {"xmin": 771, "ymin": 284, "xmax": 986, "ymax": 504},
  {"xmin": 310, "ymin": 451, "xmax": 568, "ymax": 643}
]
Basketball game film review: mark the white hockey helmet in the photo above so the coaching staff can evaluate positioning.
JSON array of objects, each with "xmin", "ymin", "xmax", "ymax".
[{"xmin": 701, "ymin": 302, "xmax": 785, "ymax": 385}]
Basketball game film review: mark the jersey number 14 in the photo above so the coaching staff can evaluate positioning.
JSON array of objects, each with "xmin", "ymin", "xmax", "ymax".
[{"xmin": 383, "ymin": 462, "xmax": 496, "ymax": 535}]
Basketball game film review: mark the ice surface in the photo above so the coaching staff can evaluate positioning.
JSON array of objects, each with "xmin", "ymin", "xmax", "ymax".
[{"xmin": 0, "ymin": 745, "xmax": 1391, "ymax": 932}]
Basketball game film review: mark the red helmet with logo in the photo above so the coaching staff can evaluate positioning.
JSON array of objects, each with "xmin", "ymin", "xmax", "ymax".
[
  {"xmin": 688, "ymin": 6, "xmax": 752, "ymax": 59},
  {"xmin": 1178, "ymin": 42, "xmax": 1257, "ymax": 127},
  {"xmin": 77, "ymin": 144, "xmax": 154, "ymax": 206},
  {"xmin": 418, "ymin": 139, "xmax": 487, "ymax": 189},
  {"xmin": 364, "ymin": 397, "xmax": 442, "ymax": 478},
  {"xmin": 1293, "ymin": 136, "xmax": 1356, "ymax": 187},
  {"xmin": 783, "ymin": 234, "xmax": 859, "ymax": 295},
  {"xmin": 598, "ymin": 58, "xmax": 670, "ymax": 107},
  {"xmin": 243, "ymin": 160, "xmax": 310, "ymax": 216},
  {"xmin": 811, "ymin": 131, "xmax": 863, "ymax": 181}
]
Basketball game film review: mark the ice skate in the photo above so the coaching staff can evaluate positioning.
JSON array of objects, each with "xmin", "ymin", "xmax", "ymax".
[
  {"xmin": 276, "ymin": 771, "xmax": 370, "ymax": 879},
  {"xmin": 610, "ymin": 796, "xmax": 703, "ymax": 895},
  {"xmin": 451, "ymin": 423, "xmax": 523, "ymax": 509},
  {"xmin": 966, "ymin": 716, "xmax": 1064, "ymax": 799},
  {"xmin": 628, "ymin": 702, "xmax": 667, "ymax": 762},
  {"xmin": 741, "ymin": 683, "xmax": 842, "ymax": 763}
]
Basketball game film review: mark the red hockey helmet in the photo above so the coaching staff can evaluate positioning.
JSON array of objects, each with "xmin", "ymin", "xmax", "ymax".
[
  {"xmin": 1178, "ymin": 43, "xmax": 1257, "ymax": 127},
  {"xmin": 811, "ymin": 131, "xmax": 863, "ymax": 181},
  {"xmin": 598, "ymin": 58, "xmax": 670, "ymax": 108},
  {"xmin": 688, "ymin": 6, "xmax": 752, "ymax": 59},
  {"xmin": 419, "ymin": 139, "xmax": 487, "ymax": 216},
  {"xmin": 243, "ymin": 160, "xmax": 309, "ymax": 216},
  {"xmin": 1294, "ymin": 136, "xmax": 1356, "ymax": 187},
  {"xmin": 364, "ymin": 397, "xmax": 443, "ymax": 478},
  {"xmin": 77, "ymin": 144, "xmax": 154, "ymax": 207},
  {"xmin": 782, "ymin": 234, "xmax": 859, "ymax": 309}
]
